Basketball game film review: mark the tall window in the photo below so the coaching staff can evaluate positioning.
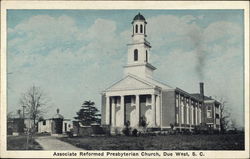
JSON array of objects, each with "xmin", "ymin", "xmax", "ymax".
[
  {"xmin": 135, "ymin": 25, "xmax": 138, "ymax": 33},
  {"xmin": 146, "ymin": 50, "xmax": 148, "ymax": 62},
  {"xmin": 140, "ymin": 24, "xmax": 143, "ymax": 33},
  {"xmin": 207, "ymin": 105, "xmax": 212, "ymax": 118},
  {"xmin": 134, "ymin": 49, "xmax": 138, "ymax": 61},
  {"xmin": 191, "ymin": 106, "xmax": 193, "ymax": 125},
  {"xmin": 181, "ymin": 105, "xmax": 184, "ymax": 124},
  {"xmin": 186, "ymin": 105, "xmax": 189, "ymax": 124}
]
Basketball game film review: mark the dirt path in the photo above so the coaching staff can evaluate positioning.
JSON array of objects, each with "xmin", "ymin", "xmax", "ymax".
[{"xmin": 35, "ymin": 136, "xmax": 83, "ymax": 150}]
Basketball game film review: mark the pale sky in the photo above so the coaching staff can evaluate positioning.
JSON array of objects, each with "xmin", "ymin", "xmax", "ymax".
[{"xmin": 7, "ymin": 10, "xmax": 244, "ymax": 127}]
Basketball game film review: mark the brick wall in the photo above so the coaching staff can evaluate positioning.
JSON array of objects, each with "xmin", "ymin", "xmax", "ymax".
[{"xmin": 161, "ymin": 90, "xmax": 175, "ymax": 128}]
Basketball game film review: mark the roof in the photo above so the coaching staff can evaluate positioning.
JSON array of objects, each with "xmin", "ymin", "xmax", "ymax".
[
  {"xmin": 191, "ymin": 93, "xmax": 221, "ymax": 104},
  {"xmin": 52, "ymin": 109, "xmax": 64, "ymax": 119},
  {"xmin": 52, "ymin": 113, "xmax": 64, "ymax": 119},
  {"xmin": 104, "ymin": 74, "xmax": 173, "ymax": 92},
  {"xmin": 190, "ymin": 93, "xmax": 213, "ymax": 101},
  {"xmin": 133, "ymin": 13, "xmax": 146, "ymax": 21}
]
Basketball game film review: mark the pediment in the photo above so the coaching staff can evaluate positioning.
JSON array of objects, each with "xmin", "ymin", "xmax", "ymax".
[{"xmin": 105, "ymin": 75, "xmax": 155, "ymax": 91}]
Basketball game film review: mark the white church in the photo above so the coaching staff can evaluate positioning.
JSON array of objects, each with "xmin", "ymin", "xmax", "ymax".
[{"xmin": 101, "ymin": 13, "xmax": 221, "ymax": 133}]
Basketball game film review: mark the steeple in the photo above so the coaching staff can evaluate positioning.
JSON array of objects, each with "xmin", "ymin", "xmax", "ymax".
[{"xmin": 124, "ymin": 13, "xmax": 156, "ymax": 79}]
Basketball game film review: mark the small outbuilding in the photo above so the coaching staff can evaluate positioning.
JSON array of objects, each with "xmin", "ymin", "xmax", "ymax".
[{"xmin": 38, "ymin": 109, "xmax": 73, "ymax": 135}]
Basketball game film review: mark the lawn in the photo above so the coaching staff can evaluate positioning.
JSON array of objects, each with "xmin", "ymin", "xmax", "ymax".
[
  {"xmin": 7, "ymin": 135, "xmax": 43, "ymax": 150},
  {"xmin": 59, "ymin": 133, "xmax": 244, "ymax": 150}
]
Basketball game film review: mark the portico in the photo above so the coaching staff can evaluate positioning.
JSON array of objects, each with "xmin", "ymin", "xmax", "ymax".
[{"xmin": 104, "ymin": 84, "xmax": 162, "ymax": 129}]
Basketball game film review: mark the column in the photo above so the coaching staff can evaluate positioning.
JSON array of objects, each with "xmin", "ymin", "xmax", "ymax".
[
  {"xmin": 178, "ymin": 94, "xmax": 181, "ymax": 131},
  {"xmin": 106, "ymin": 96, "xmax": 110, "ymax": 125},
  {"xmin": 213, "ymin": 105, "xmax": 216, "ymax": 129},
  {"xmin": 195, "ymin": 106, "xmax": 198, "ymax": 125},
  {"xmin": 156, "ymin": 95, "xmax": 161, "ymax": 127},
  {"xmin": 135, "ymin": 95, "xmax": 140, "ymax": 127},
  {"xmin": 120, "ymin": 96, "xmax": 124, "ymax": 126},
  {"xmin": 151, "ymin": 94, "xmax": 156, "ymax": 127},
  {"xmin": 111, "ymin": 97, "xmax": 116, "ymax": 126},
  {"xmin": 189, "ymin": 98, "xmax": 191, "ymax": 131}
]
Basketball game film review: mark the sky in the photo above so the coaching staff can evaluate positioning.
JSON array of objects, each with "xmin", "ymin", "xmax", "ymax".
[{"xmin": 7, "ymin": 10, "xmax": 244, "ymax": 127}]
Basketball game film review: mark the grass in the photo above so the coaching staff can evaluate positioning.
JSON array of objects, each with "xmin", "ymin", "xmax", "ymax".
[
  {"xmin": 7, "ymin": 135, "xmax": 43, "ymax": 150},
  {"xmin": 59, "ymin": 133, "xmax": 244, "ymax": 150}
]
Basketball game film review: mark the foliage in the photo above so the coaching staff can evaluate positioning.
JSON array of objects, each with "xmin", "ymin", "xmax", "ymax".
[
  {"xmin": 74, "ymin": 100, "xmax": 101, "ymax": 126},
  {"xmin": 19, "ymin": 85, "xmax": 49, "ymax": 127},
  {"xmin": 219, "ymin": 99, "xmax": 231, "ymax": 133},
  {"xmin": 122, "ymin": 121, "xmax": 131, "ymax": 136},
  {"xmin": 140, "ymin": 116, "xmax": 147, "ymax": 128},
  {"xmin": 132, "ymin": 129, "xmax": 138, "ymax": 136}
]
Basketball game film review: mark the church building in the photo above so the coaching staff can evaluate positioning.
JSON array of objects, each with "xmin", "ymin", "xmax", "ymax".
[{"xmin": 101, "ymin": 13, "xmax": 221, "ymax": 133}]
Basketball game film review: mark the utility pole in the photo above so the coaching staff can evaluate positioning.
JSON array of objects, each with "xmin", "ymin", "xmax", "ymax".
[
  {"xmin": 22, "ymin": 106, "xmax": 26, "ymax": 119},
  {"xmin": 22, "ymin": 105, "xmax": 29, "ymax": 150}
]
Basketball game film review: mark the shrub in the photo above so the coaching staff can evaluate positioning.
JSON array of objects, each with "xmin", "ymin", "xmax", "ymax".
[
  {"xmin": 132, "ymin": 129, "xmax": 138, "ymax": 137},
  {"xmin": 122, "ymin": 121, "xmax": 131, "ymax": 136}
]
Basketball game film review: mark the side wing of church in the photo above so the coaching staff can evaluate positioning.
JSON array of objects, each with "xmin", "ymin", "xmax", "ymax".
[{"xmin": 101, "ymin": 13, "xmax": 221, "ymax": 133}]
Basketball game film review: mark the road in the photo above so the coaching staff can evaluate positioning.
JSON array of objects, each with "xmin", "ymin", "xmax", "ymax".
[{"xmin": 35, "ymin": 136, "xmax": 83, "ymax": 150}]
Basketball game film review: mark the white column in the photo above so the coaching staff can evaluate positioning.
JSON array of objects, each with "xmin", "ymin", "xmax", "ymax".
[
  {"xmin": 178, "ymin": 95, "xmax": 181, "ymax": 130},
  {"xmin": 195, "ymin": 106, "xmax": 198, "ymax": 125},
  {"xmin": 120, "ymin": 96, "xmax": 124, "ymax": 127},
  {"xmin": 151, "ymin": 94, "xmax": 156, "ymax": 127},
  {"xmin": 156, "ymin": 95, "xmax": 161, "ymax": 127},
  {"xmin": 186, "ymin": 103, "xmax": 189, "ymax": 124},
  {"xmin": 199, "ymin": 107, "xmax": 201, "ymax": 124},
  {"xmin": 213, "ymin": 105, "xmax": 216, "ymax": 128},
  {"xmin": 106, "ymin": 96, "xmax": 110, "ymax": 125},
  {"xmin": 111, "ymin": 97, "xmax": 116, "ymax": 126},
  {"xmin": 135, "ymin": 95, "xmax": 140, "ymax": 127}
]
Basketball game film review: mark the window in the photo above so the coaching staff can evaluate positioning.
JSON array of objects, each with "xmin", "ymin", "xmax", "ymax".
[
  {"xmin": 199, "ymin": 108, "xmax": 201, "ymax": 124},
  {"xmin": 146, "ymin": 50, "xmax": 148, "ymax": 62},
  {"xmin": 181, "ymin": 106, "xmax": 184, "ymax": 124},
  {"xmin": 207, "ymin": 105, "xmax": 212, "ymax": 118},
  {"xmin": 176, "ymin": 114, "xmax": 179, "ymax": 124},
  {"xmin": 176, "ymin": 98, "xmax": 179, "ymax": 107},
  {"xmin": 43, "ymin": 120, "xmax": 46, "ymax": 125},
  {"xmin": 216, "ymin": 114, "xmax": 219, "ymax": 118},
  {"xmin": 135, "ymin": 25, "xmax": 138, "ymax": 33},
  {"xmin": 207, "ymin": 110, "xmax": 212, "ymax": 118},
  {"xmin": 134, "ymin": 49, "xmax": 138, "ymax": 61},
  {"xmin": 140, "ymin": 24, "xmax": 143, "ymax": 33},
  {"xmin": 191, "ymin": 106, "xmax": 194, "ymax": 125}
]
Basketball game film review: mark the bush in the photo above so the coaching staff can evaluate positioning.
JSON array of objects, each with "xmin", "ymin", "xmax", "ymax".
[
  {"xmin": 122, "ymin": 121, "xmax": 131, "ymax": 136},
  {"xmin": 132, "ymin": 129, "xmax": 138, "ymax": 137}
]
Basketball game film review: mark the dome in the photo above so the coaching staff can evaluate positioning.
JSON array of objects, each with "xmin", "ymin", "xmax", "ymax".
[
  {"xmin": 52, "ymin": 108, "xmax": 64, "ymax": 119},
  {"xmin": 133, "ymin": 13, "xmax": 146, "ymax": 21}
]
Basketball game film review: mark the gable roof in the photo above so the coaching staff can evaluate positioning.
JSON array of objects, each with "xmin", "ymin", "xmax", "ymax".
[
  {"xmin": 104, "ymin": 74, "xmax": 173, "ymax": 92},
  {"xmin": 104, "ymin": 74, "xmax": 155, "ymax": 92}
]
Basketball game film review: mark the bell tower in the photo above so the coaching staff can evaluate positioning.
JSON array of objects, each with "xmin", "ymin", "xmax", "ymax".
[{"xmin": 124, "ymin": 13, "xmax": 156, "ymax": 79}]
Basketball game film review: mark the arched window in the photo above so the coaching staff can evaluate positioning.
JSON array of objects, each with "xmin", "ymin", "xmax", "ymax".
[
  {"xmin": 134, "ymin": 49, "xmax": 138, "ymax": 61},
  {"xmin": 135, "ymin": 25, "xmax": 138, "ymax": 33},
  {"xmin": 146, "ymin": 50, "xmax": 148, "ymax": 62},
  {"xmin": 140, "ymin": 24, "xmax": 143, "ymax": 33}
]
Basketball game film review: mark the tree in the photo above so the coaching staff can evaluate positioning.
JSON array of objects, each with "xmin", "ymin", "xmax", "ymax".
[
  {"xmin": 74, "ymin": 100, "xmax": 101, "ymax": 126},
  {"xmin": 219, "ymin": 99, "xmax": 231, "ymax": 133},
  {"xmin": 19, "ymin": 85, "xmax": 49, "ymax": 128}
]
